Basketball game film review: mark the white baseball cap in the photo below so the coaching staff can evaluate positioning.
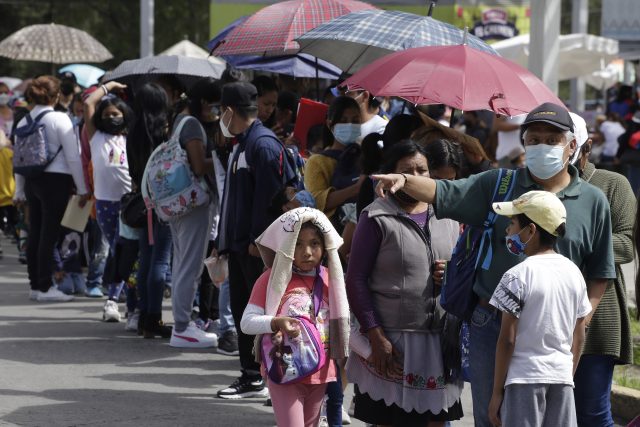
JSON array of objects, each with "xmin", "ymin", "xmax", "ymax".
[
  {"xmin": 493, "ymin": 190, "xmax": 567, "ymax": 236},
  {"xmin": 569, "ymin": 112, "xmax": 589, "ymax": 164}
]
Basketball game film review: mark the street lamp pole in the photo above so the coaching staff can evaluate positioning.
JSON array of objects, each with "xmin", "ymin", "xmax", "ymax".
[
  {"xmin": 570, "ymin": 0, "xmax": 589, "ymax": 111},
  {"xmin": 140, "ymin": 0, "xmax": 154, "ymax": 58},
  {"xmin": 529, "ymin": 0, "xmax": 561, "ymax": 95}
]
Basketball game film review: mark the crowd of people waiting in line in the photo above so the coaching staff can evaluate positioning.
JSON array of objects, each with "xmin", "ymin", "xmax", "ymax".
[{"xmin": 0, "ymin": 69, "xmax": 639, "ymax": 427}]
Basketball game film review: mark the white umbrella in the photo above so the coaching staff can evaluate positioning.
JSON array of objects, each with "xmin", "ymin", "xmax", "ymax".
[
  {"xmin": 583, "ymin": 62, "xmax": 622, "ymax": 90},
  {"xmin": 0, "ymin": 23, "xmax": 113, "ymax": 64},
  {"xmin": 491, "ymin": 33, "xmax": 618, "ymax": 81},
  {"xmin": 160, "ymin": 39, "xmax": 225, "ymax": 66},
  {"xmin": 0, "ymin": 77, "xmax": 22, "ymax": 90}
]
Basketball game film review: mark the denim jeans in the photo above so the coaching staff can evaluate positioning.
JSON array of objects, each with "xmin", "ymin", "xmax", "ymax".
[
  {"xmin": 468, "ymin": 305, "xmax": 502, "ymax": 427},
  {"xmin": 86, "ymin": 218, "xmax": 108, "ymax": 289},
  {"xmin": 325, "ymin": 367, "xmax": 343, "ymax": 427},
  {"xmin": 217, "ymin": 279, "xmax": 236, "ymax": 334},
  {"xmin": 574, "ymin": 354, "xmax": 615, "ymax": 427},
  {"xmin": 137, "ymin": 221, "xmax": 172, "ymax": 315}
]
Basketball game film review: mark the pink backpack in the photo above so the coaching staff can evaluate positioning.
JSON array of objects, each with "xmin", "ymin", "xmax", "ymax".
[{"xmin": 261, "ymin": 270, "xmax": 327, "ymax": 384}]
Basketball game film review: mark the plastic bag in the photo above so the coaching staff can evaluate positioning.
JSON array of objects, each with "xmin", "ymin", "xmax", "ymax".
[{"xmin": 203, "ymin": 255, "xmax": 228, "ymax": 288}]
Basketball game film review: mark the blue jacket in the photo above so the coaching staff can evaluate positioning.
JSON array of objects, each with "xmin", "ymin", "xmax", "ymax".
[{"xmin": 218, "ymin": 120, "xmax": 297, "ymax": 253}]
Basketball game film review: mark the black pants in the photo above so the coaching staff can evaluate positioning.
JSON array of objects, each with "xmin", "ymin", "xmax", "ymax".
[
  {"xmin": 199, "ymin": 240, "xmax": 219, "ymax": 321},
  {"xmin": 228, "ymin": 250, "xmax": 264, "ymax": 378},
  {"xmin": 25, "ymin": 172, "xmax": 73, "ymax": 292}
]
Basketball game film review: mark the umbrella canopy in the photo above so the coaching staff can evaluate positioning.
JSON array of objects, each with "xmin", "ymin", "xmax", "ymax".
[
  {"xmin": 160, "ymin": 39, "xmax": 226, "ymax": 66},
  {"xmin": 0, "ymin": 77, "xmax": 22, "ymax": 90},
  {"xmin": 212, "ymin": 0, "xmax": 376, "ymax": 56},
  {"xmin": 208, "ymin": 16, "xmax": 340, "ymax": 79},
  {"xmin": 583, "ymin": 62, "xmax": 621, "ymax": 90},
  {"xmin": 102, "ymin": 55, "xmax": 225, "ymax": 89},
  {"xmin": 343, "ymin": 44, "xmax": 563, "ymax": 117},
  {"xmin": 297, "ymin": 10, "xmax": 498, "ymax": 73},
  {"xmin": 491, "ymin": 33, "xmax": 619, "ymax": 81},
  {"xmin": 0, "ymin": 23, "xmax": 113, "ymax": 64},
  {"xmin": 59, "ymin": 64, "xmax": 105, "ymax": 88}
]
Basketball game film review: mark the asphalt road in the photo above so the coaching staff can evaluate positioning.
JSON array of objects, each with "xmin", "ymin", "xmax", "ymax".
[{"xmin": 0, "ymin": 242, "xmax": 475, "ymax": 427}]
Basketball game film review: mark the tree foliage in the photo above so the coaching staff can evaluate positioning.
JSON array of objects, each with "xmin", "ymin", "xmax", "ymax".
[{"xmin": 0, "ymin": 0, "xmax": 210, "ymax": 80}]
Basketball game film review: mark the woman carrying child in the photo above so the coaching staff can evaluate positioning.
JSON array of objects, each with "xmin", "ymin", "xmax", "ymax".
[{"xmin": 241, "ymin": 207, "xmax": 350, "ymax": 427}]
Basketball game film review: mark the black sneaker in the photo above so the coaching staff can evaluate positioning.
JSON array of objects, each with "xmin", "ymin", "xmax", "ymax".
[
  {"xmin": 217, "ymin": 330, "xmax": 239, "ymax": 356},
  {"xmin": 217, "ymin": 376, "xmax": 269, "ymax": 399}
]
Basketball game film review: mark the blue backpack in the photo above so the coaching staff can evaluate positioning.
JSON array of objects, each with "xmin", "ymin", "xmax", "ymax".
[
  {"xmin": 13, "ymin": 110, "xmax": 61, "ymax": 178},
  {"xmin": 440, "ymin": 169, "xmax": 517, "ymax": 321}
]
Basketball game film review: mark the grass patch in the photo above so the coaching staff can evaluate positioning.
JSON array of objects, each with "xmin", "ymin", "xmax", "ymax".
[{"xmin": 614, "ymin": 366, "xmax": 640, "ymax": 391}]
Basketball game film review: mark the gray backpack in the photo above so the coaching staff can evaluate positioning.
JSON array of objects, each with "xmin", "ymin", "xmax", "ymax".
[{"xmin": 13, "ymin": 110, "xmax": 61, "ymax": 178}]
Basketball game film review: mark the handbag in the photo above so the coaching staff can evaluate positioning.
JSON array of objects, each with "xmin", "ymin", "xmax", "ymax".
[
  {"xmin": 261, "ymin": 269, "xmax": 327, "ymax": 385},
  {"xmin": 120, "ymin": 191, "xmax": 146, "ymax": 229}
]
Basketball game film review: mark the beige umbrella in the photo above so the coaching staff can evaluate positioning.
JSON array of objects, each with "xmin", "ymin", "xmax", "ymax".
[
  {"xmin": 160, "ymin": 39, "xmax": 226, "ymax": 66},
  {"xmin": 0, "ymin": 23, "xmax": 113, "ymax": 64}
]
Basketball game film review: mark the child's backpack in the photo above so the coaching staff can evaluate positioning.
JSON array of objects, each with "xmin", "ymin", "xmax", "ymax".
[
  {"xmin": 13, "ymin": 110, "xmax": 61, "ymax": 178},
  {"xmin": 261, "ymin": 270, "xmax": 326, "ymax": 385},
  {"xmin": 141, "ymin": 117, "xmax": 210, "ymax": 223},
  {"xmin": 440, "ymin": 168, "xmax": 517, "ymax": 320}
]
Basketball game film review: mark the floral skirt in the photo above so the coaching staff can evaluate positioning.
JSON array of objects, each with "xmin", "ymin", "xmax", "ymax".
[{"xmin": 346, "ymin": 330, "xmax": 463, "ymax": 416}]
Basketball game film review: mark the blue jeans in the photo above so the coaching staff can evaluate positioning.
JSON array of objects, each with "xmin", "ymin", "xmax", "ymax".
[
  {"xmin": 137, "ymin": 221, "xmax": 172, "ymax": 315},
  {"xmin": 574, "ymin": 355, "xmax": 615, "ymax": 427},
  {"xmin": 325, "ymin": 366, "xmax": 343, "ymax": 427},
  {"xmin": 469, "ymin": 305, "xmax": 502, "ymax": 427},
  {"xmin": 217, "ymin": 279, "xmax": 236, "ymax": 334},
  {"xmin": 86, "ymin": 218, "xmax": 108, "ymax": 289}
]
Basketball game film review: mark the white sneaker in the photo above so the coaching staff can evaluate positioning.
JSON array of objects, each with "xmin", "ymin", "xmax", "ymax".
[
  {"xmin": 29, "ymin": 290, "xmax": 40, "ymax": 301},
  {"xmin": 125, "ymin": 311, "xmax": 140, "ymax": 331},
  {"xmin": 170, "ymin": 321, "xmax": 218, "ymax": 348},
  {"xmin": 103, "ymin": 300, "xmax": 121, "ymax": 322},
  {"xmin": 37, "ymin": 286, "xmax": 74, "ymax": 302}
]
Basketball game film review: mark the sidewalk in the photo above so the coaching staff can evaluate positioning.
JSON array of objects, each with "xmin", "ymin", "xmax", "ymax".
[{"xmin": 0, "ymin": 242, "xmax": 475, "ymax": 427}]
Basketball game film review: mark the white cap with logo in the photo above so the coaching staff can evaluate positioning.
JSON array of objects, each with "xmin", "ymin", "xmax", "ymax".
[{"xmin": 493, "ymin": 190, "xmax": 567, "ymax": 236}]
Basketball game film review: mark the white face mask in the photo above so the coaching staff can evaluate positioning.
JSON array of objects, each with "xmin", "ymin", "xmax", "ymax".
[
  {"xmin": 0, "ymin": 93, "xmax": 10, "ymax": 106},
  {"xmin": 219, "ymin": 109, "xmax": 234, "ymax": 138},
  {"xmin": 525, "ymin": 141, "xmax": 570, "ymax": 180}
]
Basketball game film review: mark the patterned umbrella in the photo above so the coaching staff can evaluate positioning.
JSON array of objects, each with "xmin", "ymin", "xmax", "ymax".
[
  {"xmin": 212, "ymin": 0, "xmax": 377, "ymax": 56},
  {"xmin": 0, "ymin": 23, "xmax": 112, "ymax": 64},
  {"xmin": 297, "ymin": 10, "xmax": 498, "ymax": 73},
  {"xmin": 102, "ymin": 55, "xmax": 225, "ymax": 89}
]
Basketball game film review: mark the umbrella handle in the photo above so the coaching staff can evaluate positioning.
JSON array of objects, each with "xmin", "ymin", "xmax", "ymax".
[{"xmin": 427, "ymin": 1, "xmax": 437, "ymax": 17}]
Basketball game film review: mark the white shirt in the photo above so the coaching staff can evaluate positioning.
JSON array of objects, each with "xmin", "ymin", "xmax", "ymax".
[
  {"xmin": 496, "ymin": 114, "xmax": 526, "ymax": 161},
  {"xmin": 89, "ymin": 131, "xmax": 131, "ymax": 201},
  {"xmin": 14, "ymin": 105, "xmax": 87, "ymax": 200},
  {"xmin": 360, "ymin": 114, "xmax": 388, "ymax": 140},
  {"xmin": 599, "ymin": 120, "xmax": 625, "ymax": 157},
  {"xmin": 489, "ymin": 253, "xmax": 591, "ymax": 387}
]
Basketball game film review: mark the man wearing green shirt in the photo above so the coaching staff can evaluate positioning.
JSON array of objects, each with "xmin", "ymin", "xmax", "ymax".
[{"xmin": 373, "ymin": 103, "xmax": 615, "ymax": 427}]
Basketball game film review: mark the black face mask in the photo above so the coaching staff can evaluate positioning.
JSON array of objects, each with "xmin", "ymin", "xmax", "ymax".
[
  {"xmin": 394, "ymin": 190, "xmax": 419, "ymax": 205},
  {"xmin": 102, "ymin": 116, "xmax": 126, "ymax": 135},
  {"xmin": 60, "ymin": 82, "xmax": 75, "ymax": 96}
]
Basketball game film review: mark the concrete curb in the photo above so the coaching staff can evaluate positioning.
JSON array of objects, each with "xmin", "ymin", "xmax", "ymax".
[{"xmin": 612, "ymin": 384, "xmax": 640, "ymax": 424}]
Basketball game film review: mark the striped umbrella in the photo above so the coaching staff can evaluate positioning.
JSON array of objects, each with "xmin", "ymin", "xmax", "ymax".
[
  {"xmin": 212, "ymin": 0, "xmax": 377, "ymax": 56},
  {"xmin": 297, "ymin": 10, "xmax": 498, "ymax": 73},
  {"xmin": 0, "ymin": 23, "xmax": 112, "ymax": 64}
]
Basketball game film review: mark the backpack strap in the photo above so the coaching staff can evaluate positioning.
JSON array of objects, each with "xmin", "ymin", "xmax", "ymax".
[
  {"xmin": 476, "ymin": 169, "xmax": 518, "ymax": 271},
  {"xmin": 312, "ymin": 267, "xmax": 324, "ymax": 317}
]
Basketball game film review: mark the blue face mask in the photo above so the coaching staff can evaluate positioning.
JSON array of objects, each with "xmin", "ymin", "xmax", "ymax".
[
  {"xmin": 294, "ymin": 190, "xmax": 316, "ymax": 208},
  {"xmin": 333, "ymin": 123, "xmax": 361, "ymax": 145},
  {"xmin": 525, "ymin": 142, "xmax": 569, "ymax": 180},
  {"xmin": 505, "ymin": 228, "xmax": 533, "ymax": 256}
]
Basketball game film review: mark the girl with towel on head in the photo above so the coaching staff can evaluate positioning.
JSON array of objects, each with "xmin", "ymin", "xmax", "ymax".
[{"xmin": 241, "ymin": 207, "xmax": 350, "ymax": 427}]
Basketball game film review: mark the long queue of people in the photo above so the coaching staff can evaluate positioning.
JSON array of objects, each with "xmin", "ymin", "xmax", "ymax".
[{"xmin": 0, "ymin": 71, "xmax": 638, "ymax": 427}]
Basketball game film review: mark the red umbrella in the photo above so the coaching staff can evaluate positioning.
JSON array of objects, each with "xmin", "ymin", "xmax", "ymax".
[
  {"xmin": 212, "ymin": 0, "xmax": 377, "ymax": 56},
  {"xmin": 343, "ymin": 44, "xmax": 564, "ymax": 117}
]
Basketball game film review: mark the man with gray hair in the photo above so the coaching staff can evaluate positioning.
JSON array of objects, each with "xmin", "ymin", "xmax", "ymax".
[{"xmin": 372, "ymin": 102, "xmax": 615, "ymax": 427}]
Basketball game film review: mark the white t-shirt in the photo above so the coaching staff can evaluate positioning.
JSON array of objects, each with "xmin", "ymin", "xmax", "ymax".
[
  {"xmin": 496, "ymin": 114, "xmax": 526, "ymax": 161},
  {"xmin": 489, "ymin": 253, "xmax": 591, "ymax": 387},
  {"xmin": 599, "ymin": 121, "xmax": 625, "ymax": 157},
  {"xmin": 90, "ymin": 131, "xmax": 131, "ymax": 201},
  {"xmin": 360, "ymin": 114, "xmax": 388, "ymax": 140}
]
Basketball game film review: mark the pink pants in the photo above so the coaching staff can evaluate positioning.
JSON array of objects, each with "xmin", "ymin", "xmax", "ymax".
[{"xmin": 268, "ymin": 380, "xmax": 328, "ymax": 427}]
